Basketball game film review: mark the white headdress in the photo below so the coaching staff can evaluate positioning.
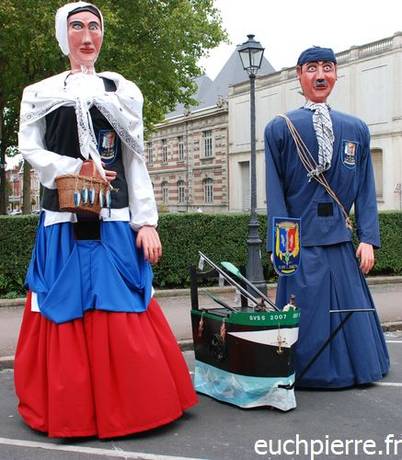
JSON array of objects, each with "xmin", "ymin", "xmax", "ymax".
[{"xmin": 55, "ymin": 2, "xmax": 104, "ymax": 56}]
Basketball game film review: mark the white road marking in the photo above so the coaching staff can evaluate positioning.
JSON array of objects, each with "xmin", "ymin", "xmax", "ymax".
[
  {"xmin": 386, "ymin": 340, "xmax": 402, "ymax": 344},
  {"xmin": 0, "ymin": 437, "xmax": 207, "ymax": 460},
  {"xmin": 375, "ymin": 382, "xmax": 402, "ymax": 387}
]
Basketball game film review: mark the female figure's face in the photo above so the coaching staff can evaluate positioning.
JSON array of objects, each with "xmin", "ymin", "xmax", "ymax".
[{"xmin": 67, "ymin": 11, "xmax": 102, "ymax": 72}]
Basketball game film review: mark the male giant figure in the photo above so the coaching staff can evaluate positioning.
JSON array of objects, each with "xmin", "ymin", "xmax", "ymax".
[{"xmin": 264, "ymin": 46, "xmax": 389, "ymax": 388}]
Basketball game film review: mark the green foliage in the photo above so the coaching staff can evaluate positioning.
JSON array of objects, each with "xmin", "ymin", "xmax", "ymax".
[
  {"xmin": 0, "ymin": 0, "xmax": 226, "ymax": 142},
  {"xmin": 362, "ymin": 212, "xmax": 402, "ymax": 275},
  {"xmin": 0, "ymin": 0, "xmax": 227, "ymax": 212},
  {"xmin": 154, "ymin": 213, "xmax": 256, "ymax": 287},
  {"xmin": 95, "ymin": 0, "xmax": 227, "ymax": 127},
  {"xmin": 1, "ymin": 212, "xmax": 401, "ymax": 297},
  {"xmin": 0, "ymin": 0, "xmax": 66, "ymax": 146},
  {"xmin": 0, "ymin": 215, "xmax": 37, "ymax": 296}
]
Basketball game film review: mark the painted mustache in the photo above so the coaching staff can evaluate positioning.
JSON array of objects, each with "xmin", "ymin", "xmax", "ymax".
[{"xmin": 314, "ymin": 79, "xmax": 328, "ymax": 88}]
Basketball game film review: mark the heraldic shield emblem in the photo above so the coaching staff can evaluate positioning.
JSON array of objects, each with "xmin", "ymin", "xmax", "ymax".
[{"xmin": 272, "ymin": 217, "xmax": 301, "ymax": 276}]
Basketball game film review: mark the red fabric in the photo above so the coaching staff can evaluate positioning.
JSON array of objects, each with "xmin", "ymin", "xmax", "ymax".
[{"xmin": 14, "ymin": 292, "xmax": 197, "ymax": 438}]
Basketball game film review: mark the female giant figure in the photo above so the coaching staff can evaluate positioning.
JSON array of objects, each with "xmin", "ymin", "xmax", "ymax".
[{"xmin": 15, "ymin": 1, "xmax": 197, "ymax": 438}]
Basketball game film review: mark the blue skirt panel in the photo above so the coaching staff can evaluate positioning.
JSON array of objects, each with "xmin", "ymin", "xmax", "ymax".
[
  {"xmin": 26, "ymin": 213, "xmax": 153, "ymax": 324},
  {"xmin": 276, "ymin": 242, "xmax": 390, "ymax": 388}
]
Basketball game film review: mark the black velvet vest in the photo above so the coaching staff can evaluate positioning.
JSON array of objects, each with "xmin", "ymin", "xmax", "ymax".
[{"xmin": 41, "ymin": 77, "xmax": 129, "ymax": 211}]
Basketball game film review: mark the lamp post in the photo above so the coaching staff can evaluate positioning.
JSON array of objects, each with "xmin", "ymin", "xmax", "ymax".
[{"xmin": 238, "ymin": 34, "xmax": 267, "ymax": 296}]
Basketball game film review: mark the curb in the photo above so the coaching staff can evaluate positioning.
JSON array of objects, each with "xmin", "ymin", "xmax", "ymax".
[
  {"xmin": 0, "ymin": 285, "xmax": 247, "ymax": 308},
  {"xmin": 366, "ymin": 276, "xmax": 402, "ymax": 286},
  {"xmin": 1, "ymin": 323, "xmax": 401, "ymax": 370},
  {"xmin": 1, "ymin": 276, "xmax": 401, "ymax": 308},
  {"xmin": 0, "ymin": 298, "xmax": 26, "ymax": 308},
  {"xmin": 0, "ymin": 356, "xmax": 14, "ymax": 370},
  {"xmin": 382, "ymin": 321, "xmax": 402, "ymax": 332}
]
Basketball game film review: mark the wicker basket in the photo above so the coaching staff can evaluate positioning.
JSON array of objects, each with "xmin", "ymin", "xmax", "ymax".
[{"xmin": 56, "ymin": 162, "xmax": 109, "ymax": 216}]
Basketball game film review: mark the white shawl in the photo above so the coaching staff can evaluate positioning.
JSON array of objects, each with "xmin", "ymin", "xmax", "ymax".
[{"xmin": 19, "ymin": 71, "xmax": 157, "ymax": 230}]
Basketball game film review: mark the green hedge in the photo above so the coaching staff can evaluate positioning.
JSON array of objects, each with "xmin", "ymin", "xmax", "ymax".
[
  {"xmin": 1, "ymin": 212, "xmax": 401, "ymax": 297},
  {"xmin": 0, "ymin": 215, "xmax": 38, "ymax": 298}
]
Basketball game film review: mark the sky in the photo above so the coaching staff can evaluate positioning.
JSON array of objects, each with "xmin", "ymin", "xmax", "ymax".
[{"xmin": 200, "ymin": 0, "xmax": 402, "ymax": 79}]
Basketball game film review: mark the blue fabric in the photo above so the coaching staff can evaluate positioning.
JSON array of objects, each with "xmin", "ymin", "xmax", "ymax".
[
  {"xmin": 276, "ymin": 242, "xmax": 390, "ymax": 388},
  {"xmin": 194, "ymin": 360, "xmax": 296, "ymax": 411},
  {"xmin": 297, "ymin": 47, "xmax": 337, "ymax": 66},
  {"xmin": 264, "ymin": 108, "xmax": 380, "ymax": 252},
  {"xmin": 264, "ymin": 108, "xmax": 388, "ymax": 387},
  {"xmin": 25, "ymin": 213, "xmax": 153, "ymax": 324}
]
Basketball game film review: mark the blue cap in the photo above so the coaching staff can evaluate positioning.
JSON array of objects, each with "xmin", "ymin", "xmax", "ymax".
[{"xmin": 297, "ymin": 47, "xmax": 337, "ymax": 66}]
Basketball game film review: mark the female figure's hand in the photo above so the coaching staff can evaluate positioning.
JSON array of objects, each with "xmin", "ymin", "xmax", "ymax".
[
  {"xmin": 136, "ymin": 226, "xmax": 162, "ymax": 264},
  {"xmin": 104, "ymin": 169, "xmax": 117, "ymax": 183}
]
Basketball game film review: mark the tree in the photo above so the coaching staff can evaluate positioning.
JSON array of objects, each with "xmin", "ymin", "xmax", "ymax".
[{"xmin": 0, "ymin": 0, "xmax": 227, "ymax": 213}]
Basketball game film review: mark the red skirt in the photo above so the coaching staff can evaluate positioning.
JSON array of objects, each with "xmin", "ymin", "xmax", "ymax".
[{"xmin": 14, "ymin": 292, "xmax": 197, "ymax": 438}]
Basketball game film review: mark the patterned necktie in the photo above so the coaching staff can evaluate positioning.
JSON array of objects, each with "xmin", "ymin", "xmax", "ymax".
[{"xmin": 304, "ymin": 100, "xmax": 334, "ymax": 176}]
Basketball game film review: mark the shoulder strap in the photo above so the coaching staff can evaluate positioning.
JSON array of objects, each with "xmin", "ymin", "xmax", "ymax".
[{"xmin": 278, "ymin": 114, "xmax": 352, "ymax": 230}]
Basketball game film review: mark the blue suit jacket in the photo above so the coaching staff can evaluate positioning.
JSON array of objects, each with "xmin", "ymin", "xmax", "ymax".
[{"xmin": 264, "ymin": 107, "xmax": 380, "ymax": 252}]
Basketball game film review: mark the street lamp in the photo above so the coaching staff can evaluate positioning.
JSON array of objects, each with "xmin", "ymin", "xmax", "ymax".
[{"xmin": 238, "ymin": 34, "xmax": 267, "ymax": 297}]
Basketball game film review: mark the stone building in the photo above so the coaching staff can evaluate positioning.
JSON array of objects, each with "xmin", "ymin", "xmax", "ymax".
[
  {"xmin": 147, "ymin": 50, "xmax": 274, "ymax": 213},
  {"xmin": 5, "ymin": 154, "xmax": 40, "ymax": 213},
  {"xmin": 147, "ymin": 102, "xmax": 229, "ymax": 213},
  {"xmin": 228, "ymin": 32, "xmax": 402, "ymax": 212}
]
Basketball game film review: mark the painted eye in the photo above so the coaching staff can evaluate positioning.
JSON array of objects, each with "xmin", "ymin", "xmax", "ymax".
[{"xmin": 70, "ymin": 22, "xmax": 83, "ymax": 30}]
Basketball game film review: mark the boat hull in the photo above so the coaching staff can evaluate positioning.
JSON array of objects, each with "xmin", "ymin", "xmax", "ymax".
[{"xmin": 191, "ymin": 308, "xmax": 300, "ymax": 411}]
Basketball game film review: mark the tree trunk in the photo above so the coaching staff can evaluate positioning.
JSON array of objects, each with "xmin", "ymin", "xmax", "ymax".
[{"xmin": 22, "ymin": 160, "xmax": 32, "ymax": 214}]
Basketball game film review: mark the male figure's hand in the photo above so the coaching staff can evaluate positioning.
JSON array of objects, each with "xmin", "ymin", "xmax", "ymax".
[
  {"xmin": 136, "ymin": 226, "xmax": 162, "ymax": 264},
  {"xmin": 356, "ymin": 242, "xmax": 375, "ymax": 274}
]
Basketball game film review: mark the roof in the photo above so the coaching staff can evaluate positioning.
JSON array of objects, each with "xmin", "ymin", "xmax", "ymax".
[
  {"xmin": 210, "ymin": 49, "xmax": 275, "ymax": 102},
  {"xmin": 167, "ymin": 74, "xmax": 213, "ymax": 118},
  {"xmin": 166, "ymin": 49, "xmax": 275, "ymax": 119}
]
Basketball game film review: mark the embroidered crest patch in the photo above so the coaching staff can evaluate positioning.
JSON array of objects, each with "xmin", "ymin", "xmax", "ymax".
[
  {"xmin": 272, "ymin": 217, "xmax": 301, "ymax": 276},
  {"xmin": 342, "ymin": 140, "xmax": 358, "ymax": 168},
  {"xmin": 98, "ymin": 129, "xmax": 119, "ymax": 164}
]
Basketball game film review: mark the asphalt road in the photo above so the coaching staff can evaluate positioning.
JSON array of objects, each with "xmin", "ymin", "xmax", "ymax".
[{"xmin": 0, "ymin": 330, "xmax": 401, "ymax": 460}]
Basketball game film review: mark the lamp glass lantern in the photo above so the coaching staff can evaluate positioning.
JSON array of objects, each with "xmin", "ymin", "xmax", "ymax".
[{"xmin": 238, "ymin": 34, "xmax": 265, "ymax": 76}]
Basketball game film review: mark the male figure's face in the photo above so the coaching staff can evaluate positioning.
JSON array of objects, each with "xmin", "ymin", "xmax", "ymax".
[
  {"xmin": 296, "ymin": 61, "xmax": 337, "ymax": 103},
  {"xmin": 67, "ymin": 11, "xmax": 102, "ymax": 71}
]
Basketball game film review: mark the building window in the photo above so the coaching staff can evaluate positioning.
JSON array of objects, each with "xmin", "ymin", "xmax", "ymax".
[
  {"xmin": 371, "ymin": 149, "xmax": 383, "ymax": 199},
  {"xmin": 203, "ymin": 130, "xmax": 213, "ymax": 157},
  {"xmin": 162, "ymin": 139, "xmax": 168, "ymax": 163},
  {"xmin": 146, "ymin": 142, "xmax": 153, "ymax": 165},
  {"xmin": 177, "ymin": 180, "xmax": 185, "ymax": 204},
  {"xmin": 178, "ymin": 136, "xmax": 185, "ymax": 161},
  {"xmin": 239, "ymin": 160, "xmax": 250, "ymax": 211},
  {"xmin": 203, "ymin": 178, "xmax": 213, "ymax": 203},
  {"xmin": 161, "ymin": 181, "xmax": 169, "ymax": 204}
]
